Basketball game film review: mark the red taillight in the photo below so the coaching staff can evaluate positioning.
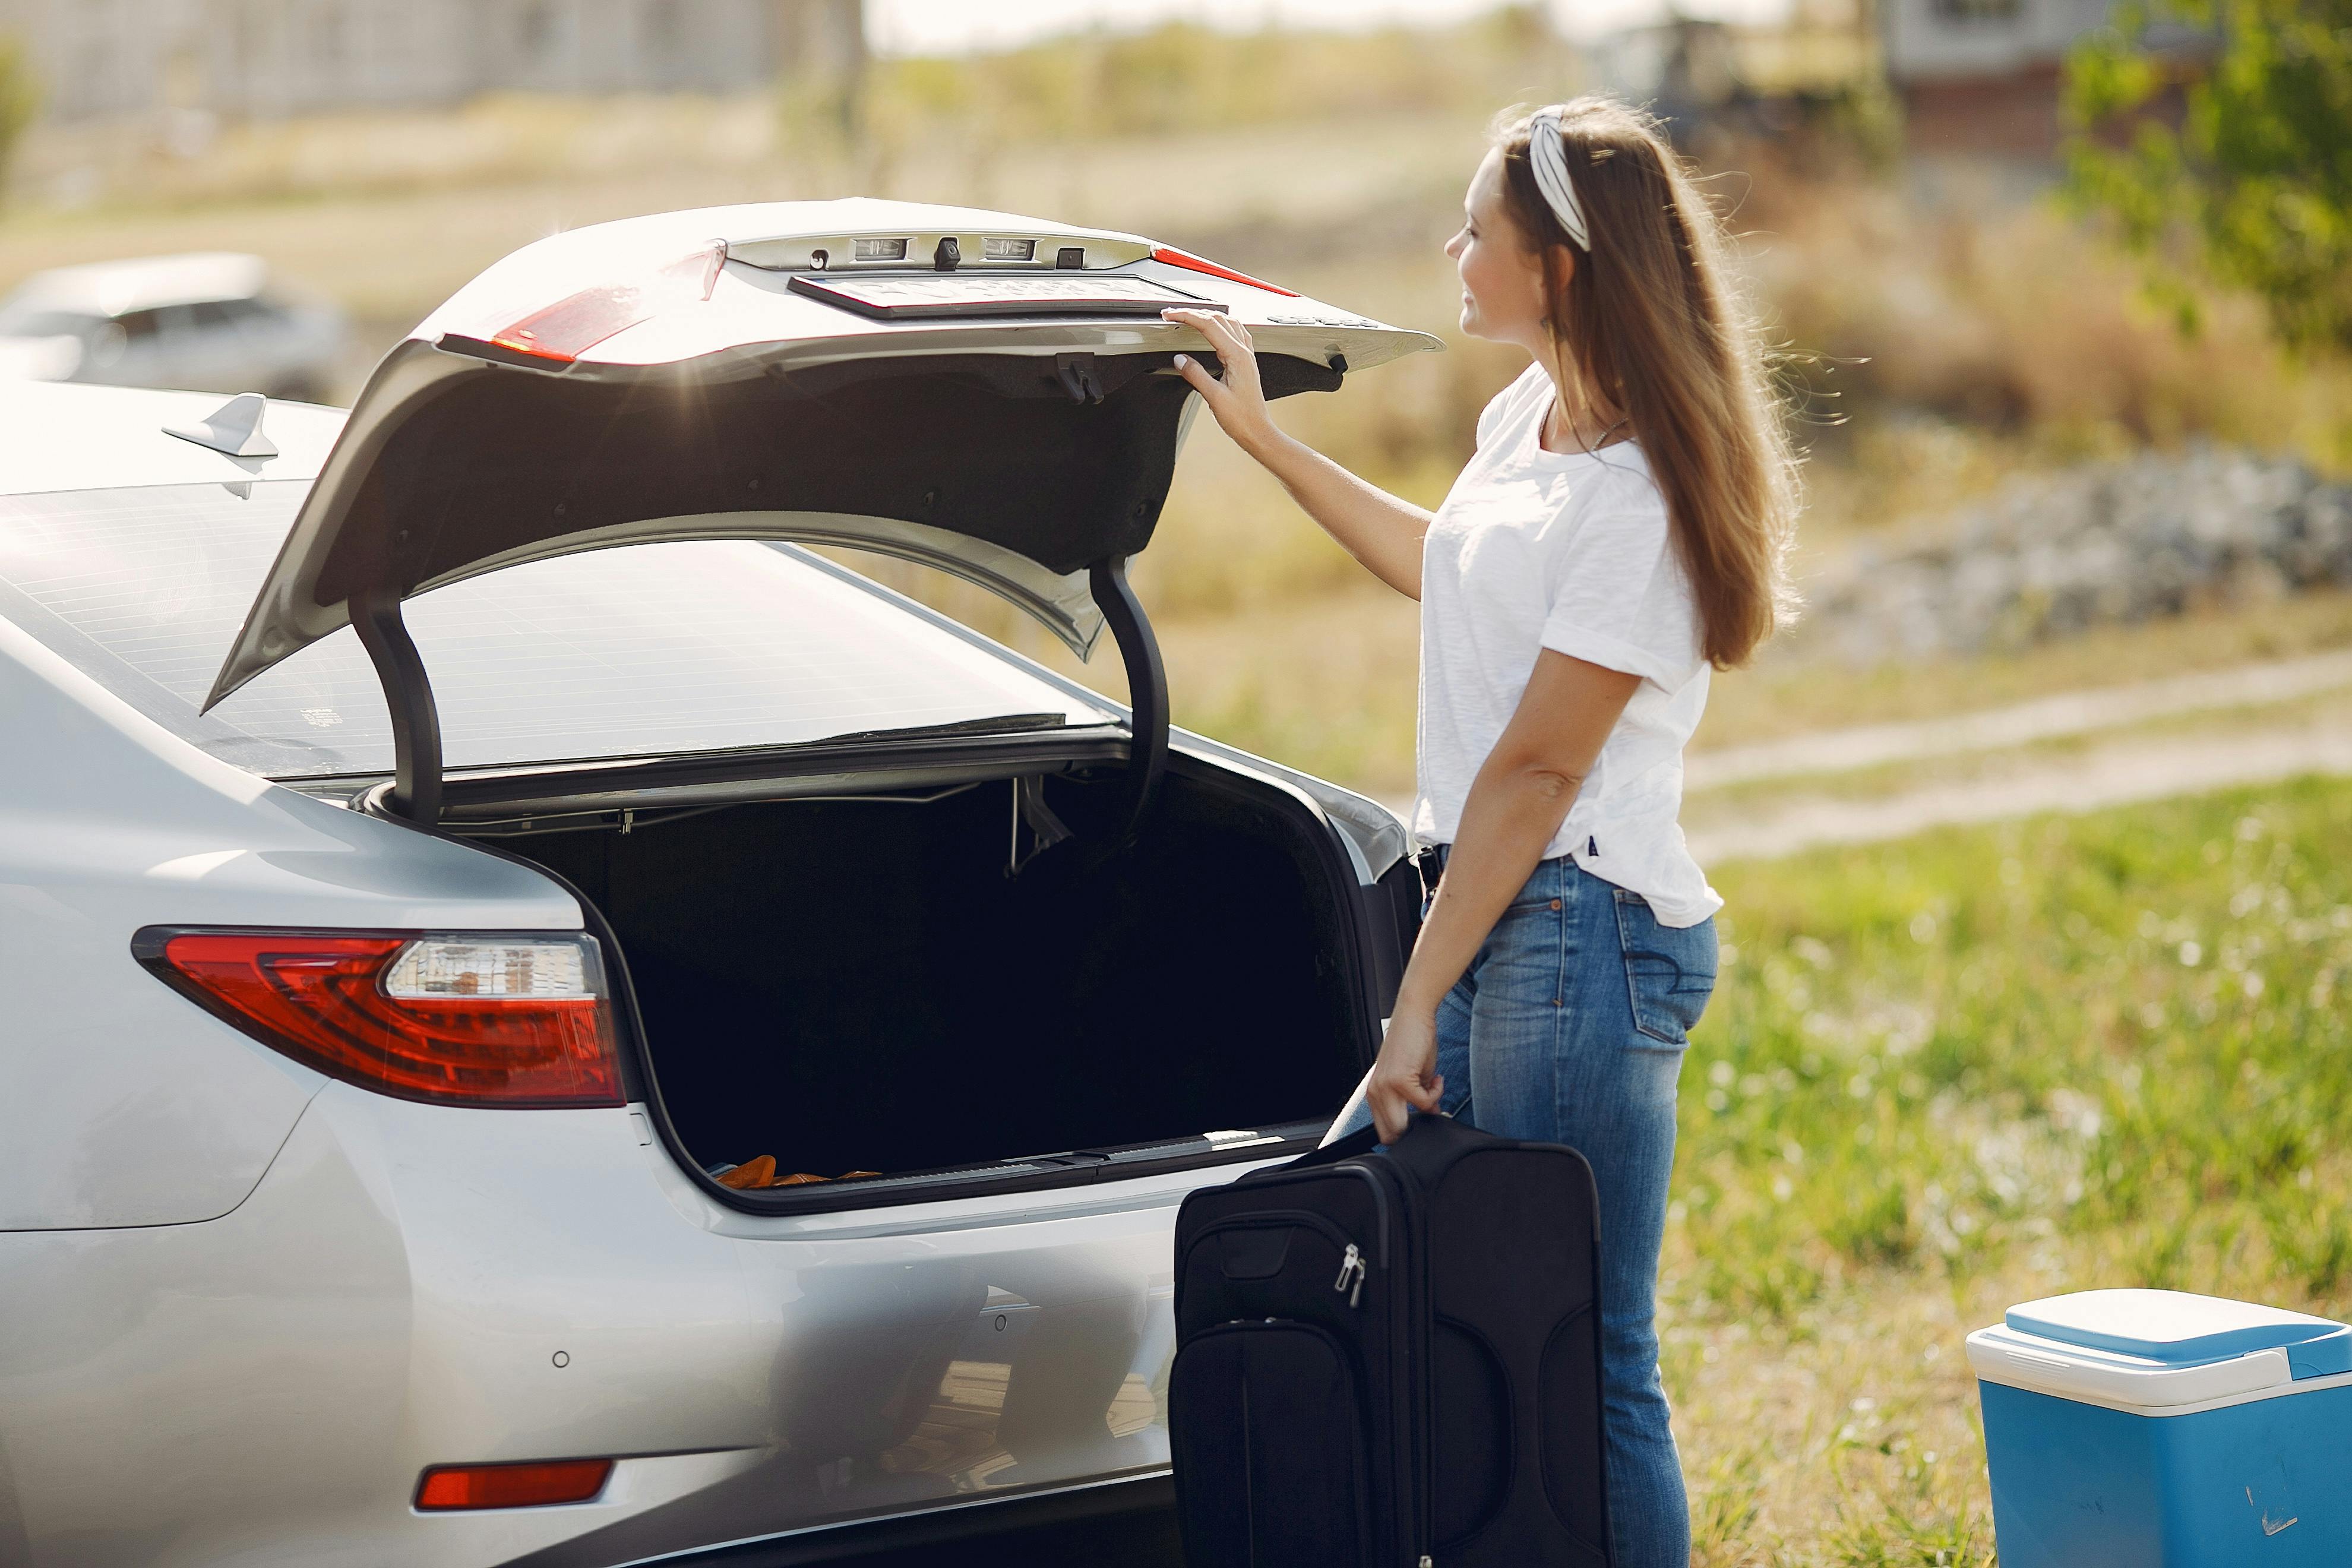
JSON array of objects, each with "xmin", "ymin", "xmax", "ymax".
[
  {"xmin": 139, "ymin": 930, "xmax": 624, "ymax": 1108},
  {"xmin": 415, "ymin": 1459, "xmax": 614, "ymax": 1510},
  {"xmin": 484, "ymin": 241, "xmax": 727, "ymax": 363},
  {"xmin": 1150, "ymin": 244, "xmax": 1301, "ymax": 298}
]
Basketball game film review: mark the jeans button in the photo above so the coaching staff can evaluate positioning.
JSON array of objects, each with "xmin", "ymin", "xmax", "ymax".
[{"xmin": 1550, "ymin": 898, "xmax": 1562, "ymax": 911}]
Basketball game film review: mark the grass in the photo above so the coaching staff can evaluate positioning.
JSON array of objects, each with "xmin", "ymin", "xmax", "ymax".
[{"xmin": 1666, "ymin": 774, "xmax": 2352, "ymax": 1560}]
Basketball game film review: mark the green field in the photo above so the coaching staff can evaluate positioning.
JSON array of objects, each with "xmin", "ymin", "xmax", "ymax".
[{"xmin": 1668, "ymin": 774, "xmax": 2352, "ymax": 1563}]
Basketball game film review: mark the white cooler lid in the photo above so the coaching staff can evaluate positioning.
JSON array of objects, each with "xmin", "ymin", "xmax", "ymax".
[
  {"xmin": 2012, "ymin": 1289, "xmax": 2348, "ymax": 1367},
  {"xmin": 1970, "ymin": 1289, "xmax": 2352, "ymax": 1413}
]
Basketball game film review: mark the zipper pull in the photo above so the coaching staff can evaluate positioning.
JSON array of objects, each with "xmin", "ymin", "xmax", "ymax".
[{"xmin": 1333, "ymin": 1243, "xmax": 1367, "ymax": 1307}]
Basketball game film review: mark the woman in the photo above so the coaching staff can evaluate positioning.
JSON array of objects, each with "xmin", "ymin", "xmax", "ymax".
[{"xmin": 1159, "ymin": 97, "xmax": 1795, "ymax": 1567}]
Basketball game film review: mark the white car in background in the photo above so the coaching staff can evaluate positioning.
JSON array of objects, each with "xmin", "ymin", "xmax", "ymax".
[
  {"xmin": 0, "ymin": 199, "xmax": 1439, "ymax": 1567},
  {"xmin": 0, "ymin": 250, "xmax": 347, "ymax": 401}
]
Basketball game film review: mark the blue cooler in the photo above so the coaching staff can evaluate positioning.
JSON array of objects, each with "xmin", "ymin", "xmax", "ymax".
[{"xmin": 1970, "ymin": 1289, "xmax": 2352, "ymax": 1566}]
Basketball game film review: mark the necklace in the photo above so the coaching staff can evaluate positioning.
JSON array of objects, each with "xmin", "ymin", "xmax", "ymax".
[{"xmin": 1545, "ymin": 394, "xmax": 1629, "ymax": 454}]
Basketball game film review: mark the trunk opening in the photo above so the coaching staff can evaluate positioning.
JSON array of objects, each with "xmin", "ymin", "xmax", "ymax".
[{"xmin": 467, "ymin": 756, "xmax": 1378, "ymax": 1203}]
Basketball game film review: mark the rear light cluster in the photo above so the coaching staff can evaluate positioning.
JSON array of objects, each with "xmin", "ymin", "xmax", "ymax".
[
  {"xmin": 1150, "ymin": 244, "xmax": 1301, "ymax": 298},
  {"xmin": 416, "ymin": 1458, "xmax": 614, "ymax": 1510},
  {"xmin": 138, "ymin": 930, "xmax": 624, "ymax": 1108},
  {"xmin": 485, "ymin": 241, "xmax": 728, "ymax": 363}
]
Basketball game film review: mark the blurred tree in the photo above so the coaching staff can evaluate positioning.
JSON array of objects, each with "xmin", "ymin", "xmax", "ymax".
[
  {"xmin": 0, "ymin": 31, "xmax": 37, "ymax": 207},
  {"xmin": 776, "ymin": 0, "xmax": 868, "ymax": 156},
  {"xmin": 2063, "ymin": 0, "xmax": 2352, "ymax": 352}
]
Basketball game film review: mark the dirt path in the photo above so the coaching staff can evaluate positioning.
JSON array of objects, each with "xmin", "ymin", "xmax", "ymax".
[
  {"xmin": 1686, "ymin": 711, "xmax": 2352, "ymax": 864},
  {"xmin": 1374, "ymin": 653, "xmax": 2352, "ymax": 865},
  {"xmin": 1684, "ymin": 648, "xmax": 2352, "ymax": 791}
]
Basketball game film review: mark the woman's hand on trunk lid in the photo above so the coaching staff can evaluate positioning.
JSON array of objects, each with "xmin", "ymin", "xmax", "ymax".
[
  {"xmin": 1161, "ymin": 307, "xmax": 1278, "ymax": 457},
  {"xmin": 1367, "ymin": 1008, "xmax": 1443, "ymax": 1144},
  {"xmin": 1157, "ymin": 306, "xmax": 1431, "ymax": 599}
]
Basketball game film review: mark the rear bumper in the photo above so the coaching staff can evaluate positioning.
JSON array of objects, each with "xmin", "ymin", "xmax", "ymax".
[
  {"xmin": 0, "ymin": 1085, "xmax": 1223, "ymax": 1567},
  {"xmin": 608, "ymin": 1472, "xmax": 1177, "ymax": 1567}
]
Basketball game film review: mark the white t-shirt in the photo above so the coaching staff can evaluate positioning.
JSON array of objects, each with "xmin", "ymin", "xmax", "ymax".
[{"xmin": 1411, "ymin": 362, "xmax": 1722, "ymax": 927}]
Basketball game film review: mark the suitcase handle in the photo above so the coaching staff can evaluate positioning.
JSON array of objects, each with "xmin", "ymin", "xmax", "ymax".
[{"xmin": 1284, "ymin": 1124, "xmax": 1382, "ymax": 1169}]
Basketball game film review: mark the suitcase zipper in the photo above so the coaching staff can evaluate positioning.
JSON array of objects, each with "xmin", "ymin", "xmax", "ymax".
[
  {"xmin": 1333, "ymin": 1243, "xmax": 1367, "ymax": 1307},
  {"xmin": 1345, "ymin": 1165, "xmax": 1392, "ymax": 1267},
  {"xmin": 1369, "ymin": 1153, "xmax": 1436, "ymax": 1564},
  {"xmin": 1181, "ymin": 1209, "xmax": 1363, "ymax": 1279},
  {"xmin": 1231, "ymin": 1166, "xmax": 1393, "ymax": 1269}
]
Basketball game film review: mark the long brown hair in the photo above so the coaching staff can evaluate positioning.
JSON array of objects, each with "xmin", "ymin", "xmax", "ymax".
[{"xmin": 1494, "ymin": 97, "xmax": 1799, "ymax": 668}]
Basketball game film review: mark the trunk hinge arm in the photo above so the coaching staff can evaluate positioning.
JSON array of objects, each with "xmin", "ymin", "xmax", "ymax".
[
  {"xmin": 1089, "ymin": 555, "xmax": 1167, "ymax": 847},
  {"xmin": 346, "ymin": 562, "xmax": 1157, "ymax": 836},
  {"xmin": 350, "ymin": 584, "xmax": 444, "ymax": 826}
]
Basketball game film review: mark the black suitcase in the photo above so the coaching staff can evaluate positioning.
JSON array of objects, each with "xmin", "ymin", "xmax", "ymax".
[{"xmin": 1168, "ymin": 1113, "xmax": 1613, "ymax": 1568}]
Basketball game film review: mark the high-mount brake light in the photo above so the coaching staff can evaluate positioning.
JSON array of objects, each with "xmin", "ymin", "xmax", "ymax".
[
  {"xmin": 482, "ymin": 241, "xmax": 726, "ymax": 363},
  {"xmin": 137, "ymin": 930, "xmax": 624, "ymax": 1108},
  {"xmin": 415, "ymin": 1459, "xmax": 615, "ymax": 1510},
  {"xmin": 1149, "ymin": 245, "xmax": 1301, "ymax": 298}
]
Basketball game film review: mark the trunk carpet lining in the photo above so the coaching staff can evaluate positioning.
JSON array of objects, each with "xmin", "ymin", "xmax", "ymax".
[{"xmin": 501, "ymin": 770, "xmax": 1363, "ymax": 1180}]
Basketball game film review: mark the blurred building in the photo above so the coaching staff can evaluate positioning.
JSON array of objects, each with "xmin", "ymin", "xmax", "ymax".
[
  {"xmin": 1882, "ymin": 0, "xmax": 2210, "ymax": 160},
  {"xmin": 0, "ymin": 0, "xmax": 864, "ymax": 123},
  {"xmin": 1588, "ymin": 2, "xmax": 1879, "ymax": 153}
]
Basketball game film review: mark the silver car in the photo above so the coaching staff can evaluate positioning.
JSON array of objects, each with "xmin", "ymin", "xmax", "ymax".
[
  {"xmin": 1, "ymin": 199, "xmax": 1438, "ymax": 1567},
  {"xmin": 0, "ymin": 250, "xmax": 347, "ymax": 402}
]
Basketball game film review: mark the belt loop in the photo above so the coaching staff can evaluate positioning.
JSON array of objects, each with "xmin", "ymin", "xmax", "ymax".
[{"xmin": 1414, "ymin": 843, "xmax": 1446, "ymax": 902}]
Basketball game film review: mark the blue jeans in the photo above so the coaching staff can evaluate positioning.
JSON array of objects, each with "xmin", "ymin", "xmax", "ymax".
[{"xmin": 1332, "ymin": 853, "xmax": 1716, "ymax": 1568}]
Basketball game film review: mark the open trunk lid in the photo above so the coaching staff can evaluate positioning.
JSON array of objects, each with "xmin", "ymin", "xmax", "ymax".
[
  {"xmin": 204, "ymin": 198, "xmax": 1436, "ymax": 691},
  {"xmin": 200, "ymin": 198, "xmax": 1436, "ymax": 826}
]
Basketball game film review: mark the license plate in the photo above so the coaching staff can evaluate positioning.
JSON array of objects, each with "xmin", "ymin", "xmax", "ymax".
[{"xmin": 787, "ymin": 273, "xmax": 1224, "ymax": 320}]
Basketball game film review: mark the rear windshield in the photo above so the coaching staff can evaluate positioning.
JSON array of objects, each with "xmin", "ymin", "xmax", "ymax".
[{"xmin": 0, "ymin": 482, "xmax": 1109, "ymax": 778}]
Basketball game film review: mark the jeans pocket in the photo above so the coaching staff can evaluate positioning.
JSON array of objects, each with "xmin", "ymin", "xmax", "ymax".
[
  {"xmin": 1502, "ymin": 858, "xmax": 1569, "ymax": 916},
  {"xmin": 1611, "ymin": 889, "xmax": 1717, "ymax": 1047}
]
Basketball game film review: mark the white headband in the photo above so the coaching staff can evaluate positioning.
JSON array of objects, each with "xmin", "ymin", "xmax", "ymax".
[{"xmin": 1528, "ymin": 109, "xmax": 1589, "ymax": 251}]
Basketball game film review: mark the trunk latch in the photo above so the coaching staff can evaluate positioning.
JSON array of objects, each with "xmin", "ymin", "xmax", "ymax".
[{"xmin": 1055, "ymin": 353, "xmax": 1106, "ymax": 404}]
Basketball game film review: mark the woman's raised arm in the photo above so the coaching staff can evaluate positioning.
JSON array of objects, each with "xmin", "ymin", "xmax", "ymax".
[{"xmin": 1161, "ymin": 306, "xmax": 1433, "ymax": 600}]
